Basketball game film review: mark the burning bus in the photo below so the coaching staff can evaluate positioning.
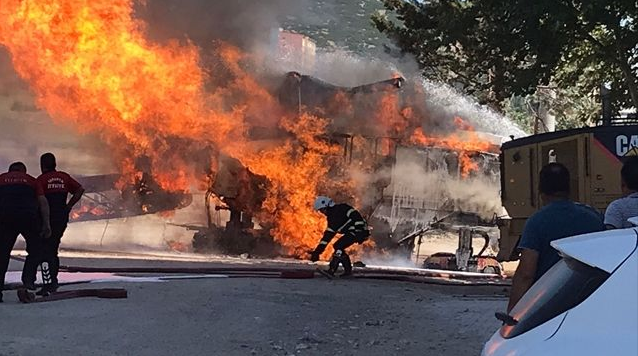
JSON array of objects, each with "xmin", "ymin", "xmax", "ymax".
[
  {"xmin": 0, "ymin": 0, "xmax": 505, "ymax": 261},
  {"xmin": 59, "ymin": 70, "xmax": 503, "ymax": 260},
  {"xmin": 192, "ymin": 71, "xmax": 503, "ymax": 258}
]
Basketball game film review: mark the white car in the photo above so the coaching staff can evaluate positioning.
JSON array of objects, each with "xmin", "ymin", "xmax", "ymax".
[{"xmin": 482, "ymin": 218, "xmax": 638, "ymax": 356}]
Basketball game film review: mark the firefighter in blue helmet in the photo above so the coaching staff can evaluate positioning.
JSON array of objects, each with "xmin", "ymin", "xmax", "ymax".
[{"xmin": 309, "ymin": 196, "xmax": 370, "ymax": 277}]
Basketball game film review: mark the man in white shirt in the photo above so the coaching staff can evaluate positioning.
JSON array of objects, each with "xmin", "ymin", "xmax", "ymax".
[{"xmin": 605, "ymin": 157, "xmax": 638, "ymax": 229}]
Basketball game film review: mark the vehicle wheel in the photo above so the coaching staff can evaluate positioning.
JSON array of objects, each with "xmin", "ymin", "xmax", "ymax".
[{"xmin": 482, "ymin": 266, "xmax": 498, "ymax": 274}]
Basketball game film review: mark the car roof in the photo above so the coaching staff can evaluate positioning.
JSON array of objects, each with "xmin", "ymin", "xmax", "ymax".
[{"xmin": 551, "ymin": 228, "xmax": 638, "ymax": 273}]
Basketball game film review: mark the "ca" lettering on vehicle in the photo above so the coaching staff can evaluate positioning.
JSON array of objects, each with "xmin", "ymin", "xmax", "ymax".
[{"xmin": 616, "ymin": 134, "xmax": 638, "ymax": 157}]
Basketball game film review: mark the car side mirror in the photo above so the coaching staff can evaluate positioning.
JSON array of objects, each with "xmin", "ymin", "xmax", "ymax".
[{"xmin": 495, "ymin": 311, "xmax": 518, "ymax": 326}]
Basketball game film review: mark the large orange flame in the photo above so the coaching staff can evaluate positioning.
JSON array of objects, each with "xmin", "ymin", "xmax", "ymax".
[
  {"xmin": 0, "ymin": 0, "xmax": 343, "ymax": 255},
  {"xmin": 0, "ymin": 0, "xmax": 497, "ymax": 257},
  {"xmin": 0, "ymin": 0, "xmax": 246, "ymax": 192},
  {"xmin": 238, "ymin": 114, "xmax": 344, "ymax": 255},
  {"xmin": 373, "ymin": 89, "xmax": 497, "ymax": 178},
  {"xmin": 409, "ymin": 123, "xmax": 496, "ymax": 177}
]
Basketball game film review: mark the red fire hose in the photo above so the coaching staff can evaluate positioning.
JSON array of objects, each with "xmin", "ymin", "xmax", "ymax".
[{"xmin": 17, "ymin": 288, "xmax": 127, "ymax": 303}]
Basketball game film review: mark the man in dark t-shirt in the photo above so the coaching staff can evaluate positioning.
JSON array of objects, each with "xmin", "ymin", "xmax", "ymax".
[
  {"xmin": 507, "ymin": 163, "xmax": 604, "ymax": 312},
  {"xmin": 36, "ymin": 153, "xmax": 85, "ymax": 293},
  {"xmin": 0, "ymin": 162, "xmax": 51, "ymax": 302}
]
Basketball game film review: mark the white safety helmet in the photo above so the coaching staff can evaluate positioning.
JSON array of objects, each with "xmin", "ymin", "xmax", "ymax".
[{"xmin": 313, "ymin": 196, "xmax": 335, "ymax": 211}]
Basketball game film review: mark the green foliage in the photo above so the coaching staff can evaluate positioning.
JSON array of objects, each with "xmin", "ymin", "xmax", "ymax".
[
  {"xmin": 551, "ymin": 88, "xmax": 599, "ymax": 129},
  {"xmin": 503, "ymin": 87, "xmax": 599, "ymax": 132},
  {"xmin": 502, "ymin": 95, "xmax": 535, "ymax": 133},
  {"xmin": 373, "ymin": 0, "xmax": 638, "ymax": 115}
]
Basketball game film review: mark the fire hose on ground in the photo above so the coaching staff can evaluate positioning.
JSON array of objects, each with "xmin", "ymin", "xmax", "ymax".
[{"xmin": 6, "ymin": 252, "xmax": 510, "ymax": 302}]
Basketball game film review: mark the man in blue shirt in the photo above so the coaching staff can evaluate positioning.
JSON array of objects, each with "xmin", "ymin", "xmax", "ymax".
[{"xmin": 507, "ymin": 163, "xmax": 604, "ymax": 312}]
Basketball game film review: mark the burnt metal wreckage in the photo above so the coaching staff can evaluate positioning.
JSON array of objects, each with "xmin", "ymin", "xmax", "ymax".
[
  {"xmin": 192, "ymin": 72, "xmax": 501, "ymax": 261},
  {"xmin": 397, "ymin": 213, "xmax": 503, "ymax": 275},
  {"xmin": 66, "ymin": 72, "xmax": 502, "ymax": 267},
  {"xmin": 70, "ymin": 169, "xmax": 192, "ymax": 223}
]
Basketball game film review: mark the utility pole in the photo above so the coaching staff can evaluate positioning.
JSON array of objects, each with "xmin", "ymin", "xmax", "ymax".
[
  {"xmin": 534, "ymin": 86, "xmax": 556, "ymax": 134},
  {"xmin": 601, "ymin": 84, "xmax": 612, "ymax": 126}
]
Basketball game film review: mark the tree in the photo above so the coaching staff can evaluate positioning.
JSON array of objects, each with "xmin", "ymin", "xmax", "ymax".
[
  {"xmin": 373, "ymin": 0, "xmax": 638, "ymax": 116},
  {"xmin": 503, "ymin": 88, "xmax": 599, "ymax": 133}
]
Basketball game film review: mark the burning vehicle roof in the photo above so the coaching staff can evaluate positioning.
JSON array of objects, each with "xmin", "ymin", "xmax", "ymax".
[{"xmin": 277, "ymin": 72, "xmax": 406, "ymax": 134}]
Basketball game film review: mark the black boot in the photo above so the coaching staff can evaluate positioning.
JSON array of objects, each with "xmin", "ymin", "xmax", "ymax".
[
  {"xmin": 36, "ymin": 287, "xmax": 53, "ymax": 296},
  {"xmin": 328, "ymin": 254, "xmax": 339, "ymax": 274},
  {"xmin": 21, "ymin": 279, "xmax": 36, "ymax": 291},
  {"xmin": 328, "ymin": 249, "xmax": 345, "ymax": 275},
  {"xmin": 340, "ymin": 252, "xmax": 353, "ymax": 277},
  {"xmin": 39, "ymin": 261, "xmax": 56, "ymax": 296}
]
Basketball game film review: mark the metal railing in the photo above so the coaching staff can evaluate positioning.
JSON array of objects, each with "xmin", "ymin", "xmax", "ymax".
[{"xmin": 596, "ymin": 117, "xmax": 638, "ymax": 126}]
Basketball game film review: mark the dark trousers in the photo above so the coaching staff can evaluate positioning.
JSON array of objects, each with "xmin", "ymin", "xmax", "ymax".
[
  {"xmin": 329, "ymin": 230, "xmax": 369, "ymax": 274},
  {"xmin": 0, "ymin": 212, "xmax": 42, "ymax": 290},
  {"xmin": 41, "ymin": 221, "xmax": 67, "ymax": 286}
]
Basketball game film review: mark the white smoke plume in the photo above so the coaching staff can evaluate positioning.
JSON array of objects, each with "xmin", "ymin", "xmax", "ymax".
[{"xmin": 384, "ymin": 150, "xmax": 502, "ymax": 220}]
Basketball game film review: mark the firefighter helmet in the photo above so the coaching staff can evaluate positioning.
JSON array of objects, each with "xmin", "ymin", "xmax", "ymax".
[{"xmin": 313, "ymin": 196, "xmax": 335, "ymax": 210}]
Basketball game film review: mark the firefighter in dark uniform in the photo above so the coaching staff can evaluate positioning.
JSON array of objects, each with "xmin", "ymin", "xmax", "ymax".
[
  {"xmin": 309, "ymin": 196, "xmax": 370, "ymax": 277},
  {"xmin": 0, "ymin": 162, "xmax": 51, "ymax": 302},
  {"xmin": 36, "ymin": 153, "xmax": 85, "ymax": 294}
]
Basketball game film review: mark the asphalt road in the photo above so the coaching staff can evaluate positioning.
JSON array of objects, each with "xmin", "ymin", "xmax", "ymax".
[{"xmin": 0, "ymin": 272, "xmax": 505, "ymax": 356}]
